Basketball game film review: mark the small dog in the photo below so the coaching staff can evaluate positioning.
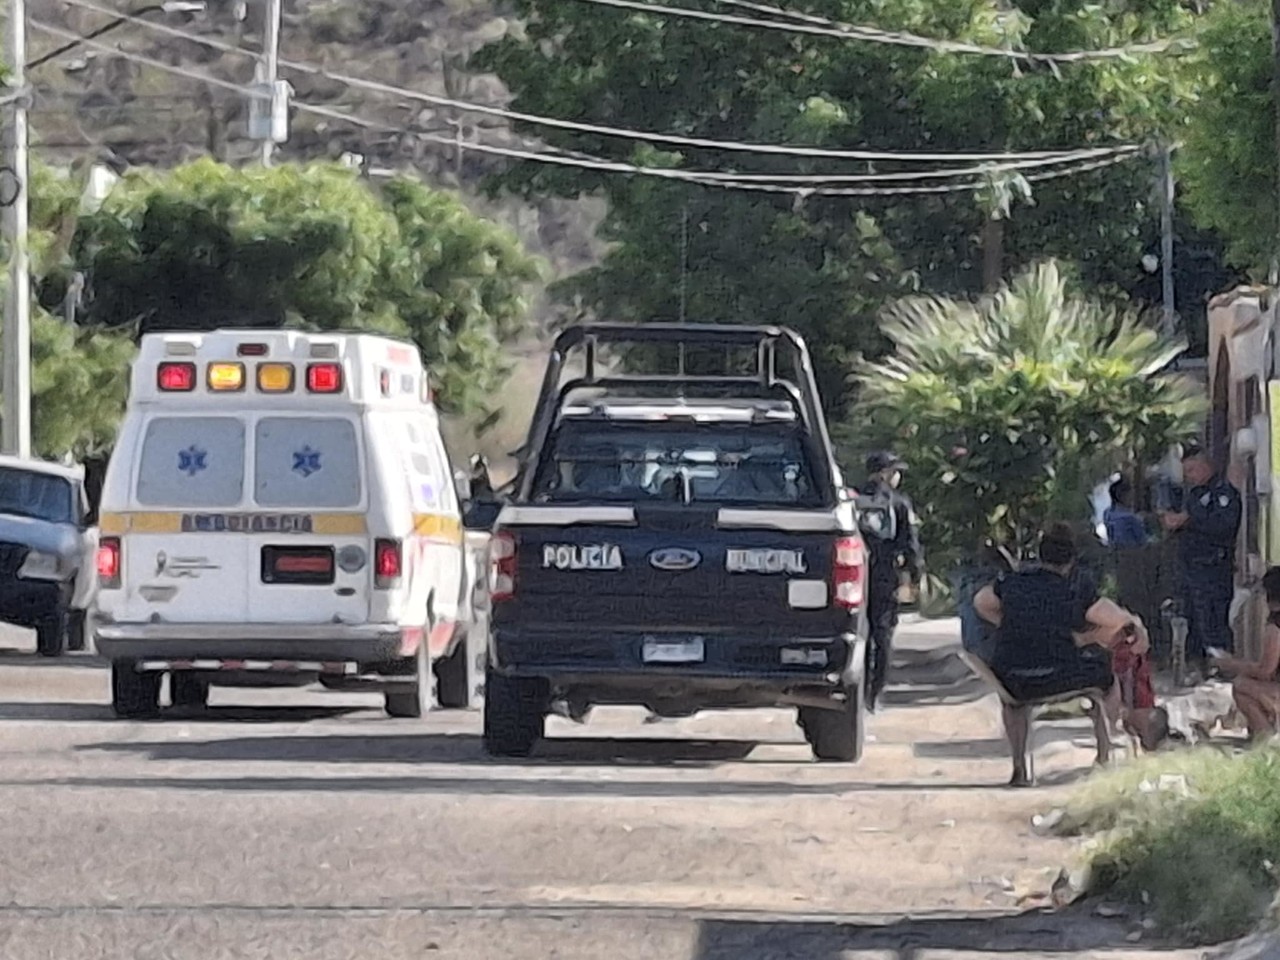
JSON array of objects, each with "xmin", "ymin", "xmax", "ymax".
[{"xmin": 1159, "ymin": 681, "xmax": 1241, "ymax": 744}]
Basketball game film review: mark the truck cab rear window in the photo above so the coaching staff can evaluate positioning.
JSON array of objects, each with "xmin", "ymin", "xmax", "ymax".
[
  {"xmin": 254, "ymin": 417, "xmax": 361, "ymax": 508},
  {"xmin": 136, "ymin": 416, "xmax": 245, "ymax": 508},
  {"xmin": 532, "ymin": 422, "xmax": 818, "ymax": 505}
]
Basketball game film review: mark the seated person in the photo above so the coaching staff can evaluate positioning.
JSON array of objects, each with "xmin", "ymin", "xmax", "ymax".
[
  {"xmin": 1211, "ymin": 565, "xmax": 1280, "ymax": 744},
  {"xmin": 974, "ymin": 522, "xmax": 1148, "ymax": 787}
]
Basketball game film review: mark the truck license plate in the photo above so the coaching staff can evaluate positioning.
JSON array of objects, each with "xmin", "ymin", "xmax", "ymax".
[{"xmin": 642, "ymin": 638, "xmax": 705, "ymax": 663}]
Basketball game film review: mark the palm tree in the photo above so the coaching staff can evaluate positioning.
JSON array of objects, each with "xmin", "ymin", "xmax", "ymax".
[{"xmin": 849, "ymin": 259, "xmax": 1203, "ymax": 572}]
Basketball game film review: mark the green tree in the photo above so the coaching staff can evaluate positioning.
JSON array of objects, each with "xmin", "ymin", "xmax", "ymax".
[
  {"xmin": 475, "ymin": 0, "xmax": 1197, "ymax": 413},
  {"xmin": 847, "ymin": 260, "xmax": 1201, "ymax": 572},
  {"xmin": 0, "ymin": 163, "xmax": 137, "ymax": 461},
  {"xmin": 62, "ymin": 158, "xmax": 542, "ymax": 411},
  {"xmin": 1176, "ymin": 0, "xmax": 1274, "ymax": 276}
]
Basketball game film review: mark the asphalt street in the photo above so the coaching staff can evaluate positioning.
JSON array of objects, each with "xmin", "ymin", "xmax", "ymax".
[{"xmin": 0, "ymin": 620, "xmax": 1210, "ymax": 960}]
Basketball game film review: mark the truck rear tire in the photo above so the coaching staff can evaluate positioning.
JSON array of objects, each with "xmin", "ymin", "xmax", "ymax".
[
  {"xmin": 66, "ymin": 610, "xmax": 86, "ymax": 652},
  {"xmin": 112, "ymin": 661, "xmax": 161, "ymax": 719},
  {"xmin": 482, "ymin": 668, "xmax": 546, "ymax": 757},
  {"xmin": 799, "ymin": 684, "xmax": 865, "ymax": 762},
  {"xmin": 433, "ymin": 629, "xmax": 470, "ymax": 710},
  {"xmin": 35, "ymin": 613, "xmax": 67, "ymax": 658}
]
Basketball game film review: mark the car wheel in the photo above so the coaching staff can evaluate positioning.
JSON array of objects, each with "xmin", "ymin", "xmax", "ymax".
[
  {"xmin": 433, "ymin": 626, "xmax": 471, "ymax": 710},
  {"xmin": 111, "ymin": 661, "xmax": 161, "ymax": 719},
  {"xmin": 384, "ymin": 642, "xmax": 430, "ymax": 718},
  {"xmin": 170, "ymin": 672, "xmax": 210, "ymax": 710},
  {"xmin": 35, "ymin": 611, "xmax": 67, "ymax": 658},
  {"xmin": 66, "ymin": 609, "xmax": 87, "ymax": 652},
  {"xmin": 482, "ymin": 666, "xmax": 547, "ymax": 757},
  {"xmin": 799, "ymin": 682, "xmax": 865, "ymax": 762}
]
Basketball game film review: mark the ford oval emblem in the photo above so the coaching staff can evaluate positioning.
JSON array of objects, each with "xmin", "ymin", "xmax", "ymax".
[{"xmin": 649, "ymin": 547, "xmax": 701, "ymax": 572}]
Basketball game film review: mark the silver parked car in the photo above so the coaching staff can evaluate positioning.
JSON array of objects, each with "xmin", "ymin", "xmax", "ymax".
[{"xmin": 0, "ymin": 456, "xmax": 98, "ymax": 656}]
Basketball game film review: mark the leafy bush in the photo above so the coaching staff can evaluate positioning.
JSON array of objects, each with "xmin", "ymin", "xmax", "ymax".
[
  {"xmin": 1061, "ymin": 747, "xmax": 1280, "ymax": 942},
  {"xmin": 848, "ymin": 260, "xmax": 1202, "ymax": 570}
]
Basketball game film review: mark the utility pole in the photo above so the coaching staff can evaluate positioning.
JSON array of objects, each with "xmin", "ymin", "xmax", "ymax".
[
  {"xmin": 3, "ymin": 0, "xmax": 31, "ymax": 457},
  {"xmin": 1273, "ymin": 0, "xmax": 1280, "ymax": 284},
  {"xmin": 255, "ymin": 0, "xmax": 282, "ymax": 165},
  {"xmin": 1158, "ymin": 143, "xmax": 1176, "ymax": 337}
]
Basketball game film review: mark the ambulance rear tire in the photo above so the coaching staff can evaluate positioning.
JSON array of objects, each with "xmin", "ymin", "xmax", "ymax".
[
  {"xmin": 170, "ymin": 672, "xmax": 210, "ymax": 710},
  {"xmin": 433, "ymin": 629, "xmax": 470, "ymax": 710},
  {"xmin": 112, "ymin": 661, "xmax": 161, "ymax": 719},
  {"xmin": 799, "ymin": 683, "xmax": 865, "ymax": 762},
  {"xmin": 384, "ymin": 644, "xmax": 430, "ymax": 718},
  {"xmin": 482, "ymin": 668, "xmax": 546, "ymax": 757}
]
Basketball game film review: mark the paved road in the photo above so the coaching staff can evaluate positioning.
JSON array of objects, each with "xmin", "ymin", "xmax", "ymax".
[{"xmin": 0, "ymin": 621, "xmax": 1209, "ymax": 960}]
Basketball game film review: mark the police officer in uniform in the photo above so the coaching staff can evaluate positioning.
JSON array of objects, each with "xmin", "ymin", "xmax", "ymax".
[
  {"xmin": 1160, "ymin": 442, "xmax": 1242, "ymax": 676},
  {"xmin": 859, "ymin": 451, "xmax": 924, "ymax": 711}
]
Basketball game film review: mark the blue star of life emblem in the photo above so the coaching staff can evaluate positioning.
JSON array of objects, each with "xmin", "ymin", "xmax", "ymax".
[
  {"xmin": 292, "ymin": 446, "xmax": 322, "ymax": 478},
  {"xmin": 177, "ymin": 446, "xmax": 207, "ymax": 477}
]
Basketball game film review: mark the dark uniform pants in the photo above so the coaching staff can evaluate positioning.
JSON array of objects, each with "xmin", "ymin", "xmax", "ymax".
[
  {"xmin": 1182, "ymin": 565, "xmax": 1234, "ymax": 660},
  {"xmin": 866, "ymin": 575, "xmax": 898, "ymax": 707}
]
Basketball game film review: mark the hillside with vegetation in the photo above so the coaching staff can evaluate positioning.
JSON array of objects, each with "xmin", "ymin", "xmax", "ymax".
[{"xmin": 26, "ymin": 0, "xmax": 605, "ymax": 331}]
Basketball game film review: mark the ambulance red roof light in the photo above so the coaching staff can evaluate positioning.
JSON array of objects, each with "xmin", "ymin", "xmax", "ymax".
[
  {"xmin": 306, "ymin": 362, "xmax": 343, "ymax": 393},
  {"xmin": 236, "ymin": 342, "xmax": 269, "ymax": 357},
  {"xmin": 157, "ymin": 361, "xmax": 196, "ymax": 392}
]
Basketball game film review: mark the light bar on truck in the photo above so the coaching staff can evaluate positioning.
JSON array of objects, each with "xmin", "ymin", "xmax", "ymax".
[
  {"xmin": 157, "ymin": 361, "xmax": 196, "ymax": 392},
  {"xmin": 257, "ymin": 363, "xmax": 295, "ymax": 393},
  {"xmin": 207, "ymin": 362, "xmax": 245, "ymax": 392},
  {"xmin": 306, "ymin": 362, "xmax": 343, "ymax": 394}
]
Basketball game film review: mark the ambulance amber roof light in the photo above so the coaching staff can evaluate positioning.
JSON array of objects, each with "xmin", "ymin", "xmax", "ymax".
[
  {"xmin": 157, "ymin": 361, "xmax": 196, "ymax": 392},
  {"xmin": 257, "ymin": 363, "xmax": 295, "ymax": 393},
  {"xmin": 207, "ymin": 362, "xmax": 245, "ymax": 392},
  {"xmin": 307, "ymin": 362, "xmax": 343, "ymax": 393}
]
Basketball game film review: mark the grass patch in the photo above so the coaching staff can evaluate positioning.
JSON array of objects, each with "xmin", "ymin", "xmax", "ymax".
[{"xmin": 1058, "ymin": 746, "xmax": 1280, "ymax": 942}]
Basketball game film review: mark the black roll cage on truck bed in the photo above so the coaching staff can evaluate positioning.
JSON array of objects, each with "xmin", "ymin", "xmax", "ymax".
[{"xmin": 511, "ymin": 323, "xmax": 845, "ymax": 503}]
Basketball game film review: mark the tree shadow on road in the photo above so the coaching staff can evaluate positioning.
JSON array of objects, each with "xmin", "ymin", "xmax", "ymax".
[
  {"xmin": 0, "ymin": 702, "xmax": 363, "ymax": 723},
  {"xmin": 691, "ymin": 905, "xmax": 1198, "ymax": 958}
]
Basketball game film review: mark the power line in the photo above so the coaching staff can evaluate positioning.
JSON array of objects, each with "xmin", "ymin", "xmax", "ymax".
[
  {"xmin": 711, "ymin": 0, "xmax": 1195, "ymax": 62},
  {"xmin": 26, "ymin": 18, "xmax": 1148, "ymax": 197},
  {"xmin": 52, "ymin": 0, "xmax": 1149, "ymax": 165},
  {"xmin": 295, "ymin": 97, "xmax": 1144, "ymax": 196}
]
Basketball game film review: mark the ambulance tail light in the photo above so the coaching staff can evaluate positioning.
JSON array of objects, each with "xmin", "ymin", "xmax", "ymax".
[
  {"xmin": 97, "ymin": 537, "xmax": 121, "ymax": 589},
  {"xmin": 489, "ymin": 531, "xmax": 517, "ymax": 602},
  {"xmin": 374, "ymin": 538, "xmax": 402, "ymax": 589},
  {"xmin": 833, "ymin": 535, "xmax": 865, "ymax": 610},
  {"xmin": 157, "ymin": 362, "xmax": 196, "ymax": 392},
  {"xmin": 306, "ymin": 362, "xmax": 343, "ymax": 394}
]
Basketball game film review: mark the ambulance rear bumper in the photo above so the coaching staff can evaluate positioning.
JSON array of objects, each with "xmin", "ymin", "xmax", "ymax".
[{"xmin": 94, "ymin": 621, "xmax": 407, "ymax": 664}]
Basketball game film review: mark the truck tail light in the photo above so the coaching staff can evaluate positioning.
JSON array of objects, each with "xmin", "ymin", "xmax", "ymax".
[
  {"xmin": 833, "ymin": 535, "xmax": 865, "ymax": 610},
  {"xmin": 374, "ymin": 538, "xmax": 402, "ymax": 589},
  {"xmin": 97, "ymin": 537, "xmax": 121, "ymax": 589},
  {"xmin": 489, "ymin": 531, "xmax": 517, "ymax": 602}
]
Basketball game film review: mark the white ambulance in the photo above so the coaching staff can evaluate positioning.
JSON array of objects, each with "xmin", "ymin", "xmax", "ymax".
[{"xmin": 93, "ymin": 330, "xmax": 476, "ymax": 719}]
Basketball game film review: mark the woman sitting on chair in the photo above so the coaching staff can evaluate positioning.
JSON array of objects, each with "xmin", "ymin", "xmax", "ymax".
[{"xmin": 974, "ymin": 522, "xmax": 1149, "ymax": 787}]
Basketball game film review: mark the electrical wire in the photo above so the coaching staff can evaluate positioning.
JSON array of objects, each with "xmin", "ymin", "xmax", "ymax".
[
  {"xmin": 51, "ymin": 0, "xmax": 1150, "ymax": 165},
  {"xmin": 26, "ymin": 17, "xmax": 1149, "ymax": 197},
  {"xmin": 711, "ymin": 0, "xmax": 1195, "ymax": 62}
]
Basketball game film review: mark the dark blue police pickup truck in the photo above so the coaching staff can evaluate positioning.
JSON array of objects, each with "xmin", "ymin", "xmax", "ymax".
[{"xmin": 464, "ymin": 324, "xmax": 882, "ymax": 761}]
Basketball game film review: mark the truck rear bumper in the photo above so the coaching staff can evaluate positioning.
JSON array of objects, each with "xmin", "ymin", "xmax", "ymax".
[
  {"xmin": 491, "ymin": 626, "xmax": 863, "ymax": 686},
  {"xmin": 94, "ymin": 622, "xmax": 407, "ymax": 664}
]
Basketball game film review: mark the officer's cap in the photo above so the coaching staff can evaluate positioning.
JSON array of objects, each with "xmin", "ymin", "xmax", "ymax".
[{"xmin": 866, "ymin": 450, "xmax": 907, "ymax": 474}]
